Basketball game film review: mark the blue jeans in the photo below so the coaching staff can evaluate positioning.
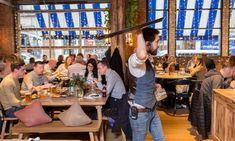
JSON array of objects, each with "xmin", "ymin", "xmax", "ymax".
[
  {"xmin": 5, "ymin": 107, "xmax": 22, "ymax": 118},
  {"xmin": 129, "ymin": 110, "xmax": 165, "ymax": 141}
]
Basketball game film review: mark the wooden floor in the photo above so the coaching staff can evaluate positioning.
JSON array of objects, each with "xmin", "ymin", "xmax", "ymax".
[
  {"xmin": 6, "ymin": 110, "xmax": 213, "ymax": 141},
  {"xmin": 157, "ymin": 111, "xmax": 206, "ymax": 141},
  {"xmin": 106, "ymin": 110, "xmax": 213, "ymax": 141}
]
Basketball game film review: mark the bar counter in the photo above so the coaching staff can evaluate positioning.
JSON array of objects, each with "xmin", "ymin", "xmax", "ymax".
[{"xmin": 212, "ymin": 89, "xmax": 235, "ymax": 141}]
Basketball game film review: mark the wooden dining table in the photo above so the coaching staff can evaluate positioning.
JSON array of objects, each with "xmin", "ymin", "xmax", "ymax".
[
  {"xmin": 156, "ymin": 71, "xmax": 192, "ymax": 79},
  {"xmin": 21, "ymin": 95, "xmax": 108, "ymax": 120},
  {"xmin": 20, "ymin": 93, "xmax": 109, "ymax": 141}
]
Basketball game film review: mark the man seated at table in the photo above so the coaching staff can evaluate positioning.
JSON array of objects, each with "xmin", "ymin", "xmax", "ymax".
[
  {"xmin": 21, "ymin": 61, "xmax": 52, "ymax": 92},
  {"xmin": 94, "ymin": 59, "xmax": 126, "ymax": 110},
  {"xmin": 0, "ymin": 54, "xmax": 19, "ymax": 78},
  {"xmin": 95, "ymin": 59, "xmax": 126, "ymax": 101},
  {"xmin": 94, "ymin": 59, "xmax": 132, "ymax": 137},
  {"xmin": 43, "ymin": 59, "xmax": 57, "ymax": 81},
  {"xmin": 68, "ymin": 55, "xmax": 86, "ymax": 78},
  {"xmin": 0, "ymin": 59, "xmax": 25, "ymax": 117}
]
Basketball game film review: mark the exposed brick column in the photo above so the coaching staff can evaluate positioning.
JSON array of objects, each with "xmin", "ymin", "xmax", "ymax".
[
  {"xmin": 0, "ymin": 4, "xmax": 15, "ymax": 55},
  {"xmin": 221, "ymin": 0, "xmax": 229, "ymax": 56},
  {"xmin": 168, "ymin": 0, "xmax": 176, "ymax": 56}
]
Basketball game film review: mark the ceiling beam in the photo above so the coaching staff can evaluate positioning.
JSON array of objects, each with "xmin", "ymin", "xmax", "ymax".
[{"xmin": 13, "ymin": 0, "xmax": 110, "ymax": 5}]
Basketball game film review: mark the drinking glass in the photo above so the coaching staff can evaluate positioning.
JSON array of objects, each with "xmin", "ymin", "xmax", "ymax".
[{"xmin": 25, "ymin": 91, "xmax": 32, "ymax": 102}]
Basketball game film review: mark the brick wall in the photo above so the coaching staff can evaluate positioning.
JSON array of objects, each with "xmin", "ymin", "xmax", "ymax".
[{"xmin": 0, "ymin": 4, "xmax": 15, "ymax": 55}]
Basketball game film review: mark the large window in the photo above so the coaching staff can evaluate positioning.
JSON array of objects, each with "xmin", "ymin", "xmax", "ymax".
[
  {"xmin": 176, "ymin": 0, "xmax": 221, "ymax": 56},
  {"xmin": 229, "ymin": 0, "xmax": 235, "ymax": 55},
  {"xmin": 17, "ymin": 3, "xmax": 110, "ymax": 62},
  {"xmin": 148, "ymin": 0, "xmax": 168, "ymax": 56}
]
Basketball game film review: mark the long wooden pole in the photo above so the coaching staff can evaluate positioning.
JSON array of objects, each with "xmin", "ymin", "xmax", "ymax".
[{"xmin": 96, "ymin": 17, "xmax": 164, "ymax": 40}]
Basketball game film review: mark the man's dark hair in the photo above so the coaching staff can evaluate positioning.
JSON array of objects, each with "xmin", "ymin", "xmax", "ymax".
[
  {"xmin": 11, "ymin": 59, "xmax": 25, "ymax": 72},
  {"xmin": 70, "ymin": 54, "xmax": 76, "ymax": 58},
  {"xmin": 205, "ymin": 58, "xmax": 216, "ymax": 71},
  {"xmin": 34, "ymin": 61, "xmax": 44, "ymax": 67},
  {"xmin": 222, "ymin": 56, "xmax": 235, "ymax": 68},
  {"xmin": 228, "ymin": 56, "xmax": 235, "ymax": 67},
  {"xmin": 77, "ymin": 53, "xmax": 84, "ymax": 58},
  {"xmin": 142, "ymin": 27, "xmax": 159, "ymax": 42},
  {"xmin": 98, "ymin": 58, "xmax": 110, "ymax": 68},
  {"xmin": 4, "ymin": 54, "xmax": 18, "ymax": 63},
  {"xmin": 29, "ymin": 57, "xmax": 35, "ymax": 64}
]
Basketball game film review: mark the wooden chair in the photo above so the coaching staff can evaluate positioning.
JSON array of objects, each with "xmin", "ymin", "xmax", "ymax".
[
  {"xmin": 167, "ymin": 79, "xmax": 194, "ymax": 115},
  {"xmin": 0, "ymin": 104, "xmax": 18, "ymax": 139}
]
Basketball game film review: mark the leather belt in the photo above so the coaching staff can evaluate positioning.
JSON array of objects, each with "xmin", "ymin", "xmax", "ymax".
[{"xmin": 137, "ymin": 108, "xmax": 151, "ymax": 113}]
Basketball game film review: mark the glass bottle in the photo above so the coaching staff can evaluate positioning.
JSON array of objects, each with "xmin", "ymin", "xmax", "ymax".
[{"xmin": 102, "ymin": 85, "xmax": 107, "ymax": 97}]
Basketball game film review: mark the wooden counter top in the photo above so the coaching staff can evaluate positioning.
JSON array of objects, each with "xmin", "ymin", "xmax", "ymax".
[{"xmin": 213, "ymin": 89, "xmax": 235, "ymax": 103}]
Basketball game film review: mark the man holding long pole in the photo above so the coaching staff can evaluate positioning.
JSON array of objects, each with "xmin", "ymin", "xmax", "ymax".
[{"xmin": 128, "ymin": 27, "xmax": 165, "ymax": 141}]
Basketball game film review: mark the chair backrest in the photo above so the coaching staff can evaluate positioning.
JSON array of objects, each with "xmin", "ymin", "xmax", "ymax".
[
  {"xmin": 168, "ymin": 79, "xmax": 194, "ymax": 94},
  {"xmin": 168, "ymin": 79, "xmax": 194, "ymax": 86},
  {"xmin": 0, "ymin": 102, "xmax": 5, "ymax": 119}
]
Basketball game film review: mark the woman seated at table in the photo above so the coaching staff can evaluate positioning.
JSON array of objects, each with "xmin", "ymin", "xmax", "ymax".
[
  {"xmin": 84, "ymin": 58, "xmax": 98, "ymax": 84},
  {"xmin": 161, "ymin": 54, "xmax": 168, "ymax": 68},
  {"xmin": 54, "ymin": 56, "xmax": 72, "ymax": 80},
  {"xmin": 186, "ymin": 54, "xmax": 197, "ymax": 72},
  {"xmin": 163, "ymin": 55, "xmax": 179, "ymax": 72},
  {"xmin": 190, "ymin": 57, "xmax": 206, "ymax": 80}
]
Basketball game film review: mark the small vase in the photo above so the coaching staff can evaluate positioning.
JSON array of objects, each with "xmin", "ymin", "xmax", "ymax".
[{"xmin": 69, "ymin": 86, "xmax": 76, "ymax": 96}]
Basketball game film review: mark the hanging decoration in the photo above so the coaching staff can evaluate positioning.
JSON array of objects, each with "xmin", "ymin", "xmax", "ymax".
[
  {"xmin": 125, "ymin": 0, "xmax": 138, "ymax": 46},
  {"xmin": 125, "ymin": 33, "xmax": 133, "ymax": 46},
  {"xmin": 105, "ymin": 29, "xmax": 111, "ymax": 45}
]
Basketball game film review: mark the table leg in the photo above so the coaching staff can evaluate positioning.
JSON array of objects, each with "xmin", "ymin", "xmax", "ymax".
[
  {"xmin": 89, "ymin": 132, "xmax": 95, "ymax": 141},
  {"xmin": 95, "ymin": 106, "xmax": 102, "ymax": 120},
  {"xmin": 94, "ymin": 132, "xmax": 99, "ymax": 141},
  {"xmin": 18, "ymin": 133, "xmax": 23, "ymax": 139},
  {"xmin": 99, "ymin": 122, "xmax": 104, "ymax": 141},
  {"xmin": 95, "ymin": 106, "xmax": 104, "ymax": 141}
]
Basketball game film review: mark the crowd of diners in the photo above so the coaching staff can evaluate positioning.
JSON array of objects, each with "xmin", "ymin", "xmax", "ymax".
[
  {"xmin": 156, "ymin": 53, "xmax": 235, "ymax": 139},
  {"xmin": 0, "ymin": 53, "xmax": 125, "ymax": 119},
  {"xmin": 1, "ymin": 44, "xmax": 235, "ymax": 140}
]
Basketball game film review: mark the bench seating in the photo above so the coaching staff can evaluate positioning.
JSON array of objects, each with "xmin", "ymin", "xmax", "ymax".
[{"xmin": 12, "ymin": 120, "xmax": 102, "ymax": 141}]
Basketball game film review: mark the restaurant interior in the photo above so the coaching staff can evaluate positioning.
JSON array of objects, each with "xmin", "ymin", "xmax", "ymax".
[{"xmin": 0, "ymin": 0, "xmax": 235, "ymax": 141}]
